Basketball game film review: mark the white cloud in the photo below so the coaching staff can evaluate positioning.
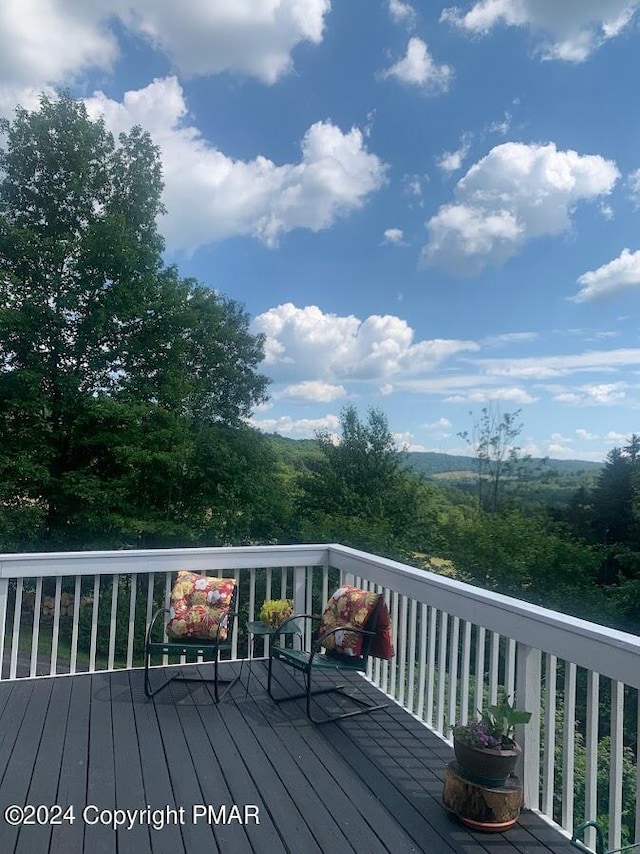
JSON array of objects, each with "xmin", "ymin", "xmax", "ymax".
[
  {"xmin": 481, "ymin": 331, "xmax": 538, "ymax": 347},
  {"xmin": 552, "ymin": 327, "xmax": 586, "ymax": 337},
  {"xmin": 112, "ymin": 0, "xmax": 330, "ymax": 83},
  {"xmin": 436, "ymin": 136, "xmax": 472, "ymax": 173},
  {"xmin": 0, "ymin": 0, "xmax": 330, "ymax": 111},
  {"xmin": 422, "ymin": 142, "xmax": 619, "ymax": 275},
  {"xmin": 475, "ymin": 348, "xmax": 640, "ymax": 379},
  {"xmin": 393, "ymin": 432, "xmax": 426, "ymax": 451},
  {"xmin": 423, "ymin": 417, "xmax": 453, "ymax": 430},
  {"xmin": 575, "ymin": 428, "xmax": 599, "ymax": 440},
  {"xmin": 85, "ymin": 77, "xmax": 386, "ymax": 252},
  {"xmin": 548, "ymin": 443, "xmax": 570, "ymax": 456},
  {"xmin": 251, "ymin": 413, "xmax": 340, "ymax": 437},
  {"xmin": 400, "ymin": 373, "xmax": 506, "ymax": 394},
  {"xmin": 0, "ymin": 84, "xmax": 54, "ymax": 119},
  {"xmin": 543, "ymin": 444, "xmax": 604, "ymax": 462},
  {"xmin": 0, "ymin": 3, "xmax": 116, "ymax": 92},
  {"xmin": 388, "ymin": 0, "xmax": 416, "ymax": 26},
  {"xmin": 441, "ymin": 0, "xmax": 639, "ymax": 62},
  {"xmin": 553, "ymin": 382, "xmax": 628, "ymax": 405},
  {"xmin": 363, "ymin": 108, "xmax": 377, "ymax": 139},
  {"xmin": 382, "ymin": 228, "xmax": 405, "ymax": 245},
  {"xmin": 593, "ymin": 331, "xmax": 621, "ymax": 340},
  {"xmin": 599, "ymin": 202, "xmax": 614, "ymax": 220},
  {"xmin": 252, "ymin": 303, "xmax": 478, "ymax": 383},
  {"xmin": 0, "ymin": 3, "xmax": 115, "ymax": 116},
  {"xmin": 424, "ymin": 205, "xmax": 521, "ymax": 275},
  {"xmin": 403, "ymin": 173, "xmax": 426, "ymax": 197},
  {"xmin": 443, "ymin": 387, "xmax": 537, "ymax": 404},
  {"xmin": 486, "ymin": 112, "xmax": 512, "ymax": 135},
  {"xmin": 519, "ymin": 441, "xmax": 543, "ymax": 457},
  {"xmin": 606, "ymin": 431, "xmax": 629, "ymax": 442},
  {"xmin": 628, "ymin": 168, "xmax": 640, "ymax": 209},
  {"xmin": 273, "ymin": 381, "xmax": 347, "ymax": 402},
  {"xmin": 572, "ymin": 248, "xmax": 640, "ymax": 302},
  {"xmin": 381, "ymin": 38, "xmax": 453, "ymax": 94}
]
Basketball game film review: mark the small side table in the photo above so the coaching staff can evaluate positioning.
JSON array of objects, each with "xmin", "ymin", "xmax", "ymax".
[{"xmin": 246, "ymin": 619, "xmax": 302, "ymax": 695}]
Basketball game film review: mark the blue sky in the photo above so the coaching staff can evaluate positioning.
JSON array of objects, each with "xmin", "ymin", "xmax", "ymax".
[{"xmin": 2, "ymin": 1, "xmax": 640, "ymax": 461}]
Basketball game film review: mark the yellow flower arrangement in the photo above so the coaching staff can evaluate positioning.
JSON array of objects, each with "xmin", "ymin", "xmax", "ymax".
[{"xmin": 259, "ymin": 599, "xmax": 294, "ymax": 628}]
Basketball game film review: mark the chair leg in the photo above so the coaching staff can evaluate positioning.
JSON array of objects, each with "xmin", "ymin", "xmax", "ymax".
[
  {"xmin": 306, "ymin": 680, "xmax": 388, "ymax": 725},
  {"xmin": 144, "ymin": 651, "xmax": 239, "ymax": 703},
  {"xmin": 212, "ymin": 653, "xmax": 240, "ymax": 702},
  {"xmin": 172, "ymin": 655, "xmax": 240, "ymax": 703},
  {"xmin": 144, "ymin": 651, "xmax": 180, "ymax": 699},
  {"xmin": 269, "ymin": 658, "xmax": 387, "ymax": 723},
  {"xmin": 268, "ymin": 655, "xmax": 345, "ymax": 704}
]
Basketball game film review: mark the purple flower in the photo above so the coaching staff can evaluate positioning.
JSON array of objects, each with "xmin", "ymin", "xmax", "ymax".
[{"xmin": 452, "ymin": 720, "xmax": 504, "ymax": 749}]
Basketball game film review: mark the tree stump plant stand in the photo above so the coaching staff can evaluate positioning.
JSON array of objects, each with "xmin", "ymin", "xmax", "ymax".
[{"xmin": 442, "ymin": 761, "xmax": 523, "ymax": 831}]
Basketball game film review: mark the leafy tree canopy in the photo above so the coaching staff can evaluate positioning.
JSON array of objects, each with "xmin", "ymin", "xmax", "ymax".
[
  {"xmin": 0, "ymin": 93, "xmax": 270, "ymax": 548},
  {"xmin": 458, "ymin": 406, "xmax": 549, "ymax": 513}
]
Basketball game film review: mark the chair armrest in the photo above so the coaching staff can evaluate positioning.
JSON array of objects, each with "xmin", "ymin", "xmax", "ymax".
[
  {"xmin": 146, "ymin": 607, "xmax": 169, "ymax": 647},
  {"xmin": 313, "ymin": 624, "xmax": 374, "ymax": 653}
]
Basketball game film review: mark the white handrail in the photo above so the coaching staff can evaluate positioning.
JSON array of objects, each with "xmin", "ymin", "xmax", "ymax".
[
  {"xmin": 4, "ymin": 541, "xmax": 640, "ymax": 689},
  {"xmin": 0, "ymin": 544, "xmax": 330, "ymax": 578},
  {"xmin": 329, "ymin": 544, "xmax": 640, "ymax": 690}
]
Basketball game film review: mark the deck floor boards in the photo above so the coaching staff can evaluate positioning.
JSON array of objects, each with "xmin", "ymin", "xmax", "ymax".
[
  {"xmin": 0, "ymin": 662, "xmax": 575, "ymax": 854},
  {"xmin": 17, "ymin": 676, "xmax": 72, "ymax": 854}
]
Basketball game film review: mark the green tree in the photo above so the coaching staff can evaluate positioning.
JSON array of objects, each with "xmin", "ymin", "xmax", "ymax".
[
  {"xmin": 563, "ymin": 485, "xmax": 596, "ymax": 543},
  {"xmin": 438, "ymin": 508, "xmax": 601, "ymax": 612},
  {"xmin": 297, "ymin": 405, "xmax": 434, "ymax": 557},
  {"xmin": 458, "ymin": 407, "xmax": 546, "ymax": 513},
  {"xmin": 0, "ymin": 93, "xmax": 269, "ymax": 549},
  {"xmin": 592, "ymin": 440, "xmax": 640, "ymax": 548},
  {"xmin": 585, "ymin": 437, "xmax": 640, "ymax": 622},
  {"xmin": 309, "ymin": 405, "xmax": 403, "ymax": 518}
]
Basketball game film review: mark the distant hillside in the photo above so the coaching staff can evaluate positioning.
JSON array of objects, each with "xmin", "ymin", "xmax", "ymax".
[
  {"xmin": 405, "ymin": 451, "xmax": 603, "ymax": 479},
  {"xmin": 264, "ymin": 433, "xmax": 322, "ymax": 467},
  {"xmin": 263, "ymin": 433, "xmax": 603, "ymax": 480}
]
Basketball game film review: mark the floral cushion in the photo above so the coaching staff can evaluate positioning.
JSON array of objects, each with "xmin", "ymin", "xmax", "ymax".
[
  {"xmin": 318, "ymin": 585, "xmax": 394, "ymax": 660},
  {"xmin": 166, "ymin": 571, "xmax": 235, "ymax": 641}
]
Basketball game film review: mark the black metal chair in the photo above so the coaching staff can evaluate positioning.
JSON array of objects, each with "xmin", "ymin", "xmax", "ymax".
[
  {"xmin": 267, "ymin": 586, "xmax": 393, "ymax": 724},
  {"xmin": 144, "ymin": 577, "xmax": 240, "ymax": 703}
]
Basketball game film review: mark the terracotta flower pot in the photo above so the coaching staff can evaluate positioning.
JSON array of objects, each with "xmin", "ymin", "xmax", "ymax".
[{"xmin": 453, "ymin": 736, "xmax": 521, "ymax": 787}]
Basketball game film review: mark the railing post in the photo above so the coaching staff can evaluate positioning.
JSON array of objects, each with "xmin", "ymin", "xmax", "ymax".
[
  {"xmin": 342, "ymin": 569, "xmax": 355, "ymax": 587},
  {"xmin": 0, "ymin": 578, "xmax": 7, "ymax": 681},
  {"xmin": 516, "ymin": 642, "xmax": 541, "ymax": 809},
  {"xmin": 293, "ymin": 565, "xmax": 306, "ymax": 616}
]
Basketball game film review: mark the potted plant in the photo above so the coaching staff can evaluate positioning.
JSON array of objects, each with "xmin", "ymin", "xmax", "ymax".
[
  {"xmin": 451, "ymin": 700, "xmax": 532, "ymax": 787},
  {"xmin": 259, "ymin": 599, "xmax": 294, "ymax": 629}
]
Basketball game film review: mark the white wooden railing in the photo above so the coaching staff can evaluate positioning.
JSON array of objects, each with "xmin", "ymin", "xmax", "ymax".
[{"xmin": 1, "ymin": 543, "xmax": 639, "ymax": 853}]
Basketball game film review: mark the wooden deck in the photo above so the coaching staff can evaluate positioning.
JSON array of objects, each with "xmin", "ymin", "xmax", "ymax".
[{"xmin": 0, "ymin": 660, "xmax": 575, "ymax": 854}]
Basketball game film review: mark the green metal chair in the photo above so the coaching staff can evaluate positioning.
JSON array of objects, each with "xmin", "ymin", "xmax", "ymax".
[
  {"xmin": 144, "ymin": 581, "xmax": 240, "ymax": 703},
  {"xmin": 572, "ymin": 821, "xmax": 640, "ymax": 854},
  {"xmin": 267, "ymin": 587, "xmax": 392, "ymax": 724}
]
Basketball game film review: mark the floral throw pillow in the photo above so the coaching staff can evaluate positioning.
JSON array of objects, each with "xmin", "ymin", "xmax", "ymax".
[
  {"xmin": 319, "ymin": 585, "xmax": 394, "ymax": 660},
  {"xmin": 166, "ymin": 571, "xmax": 236, "ymax": 641}
]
